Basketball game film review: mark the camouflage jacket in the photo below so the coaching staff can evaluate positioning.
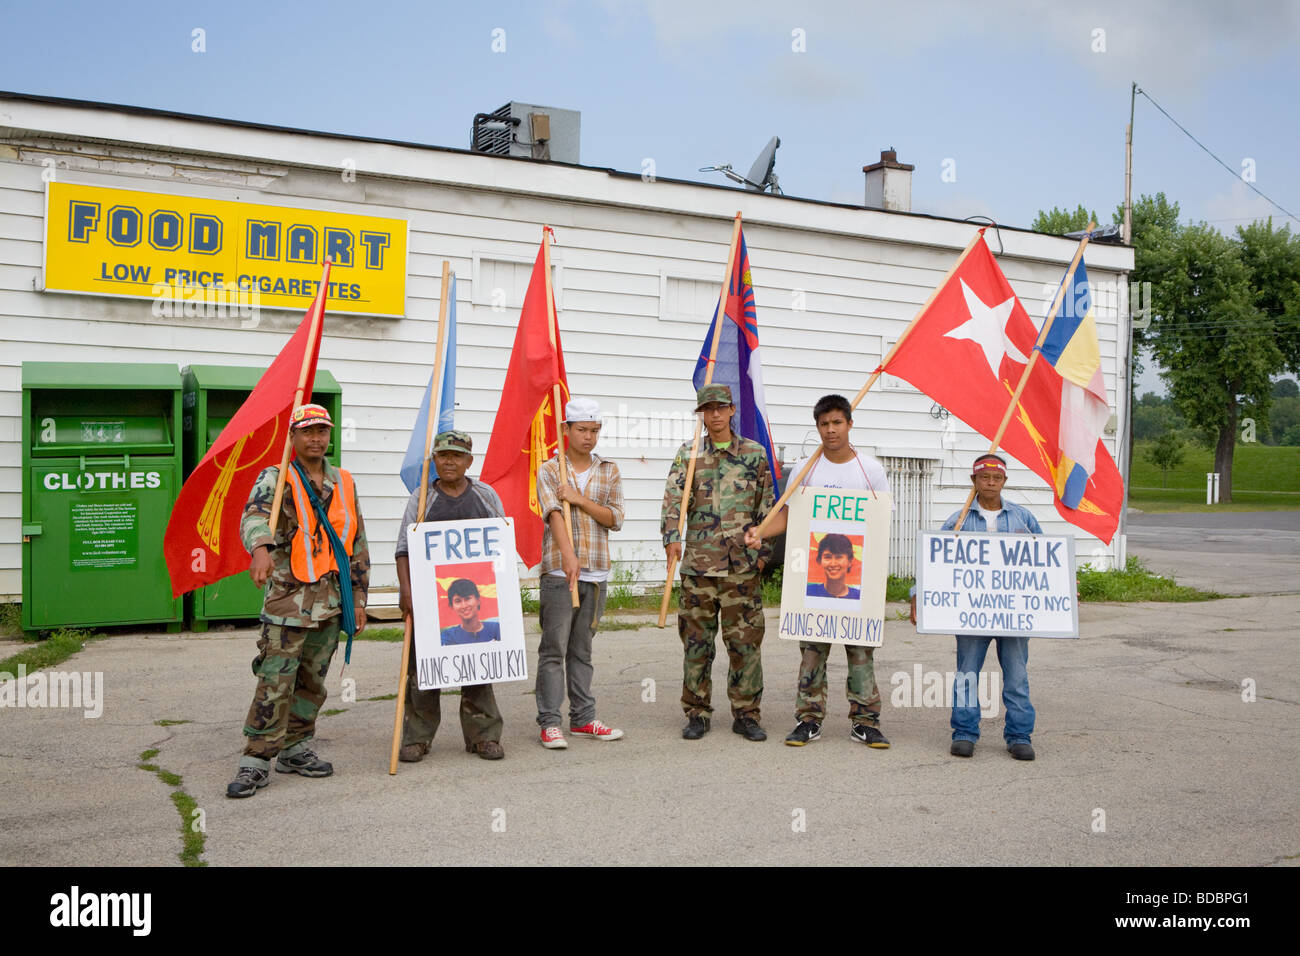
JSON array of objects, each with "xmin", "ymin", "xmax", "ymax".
[
  {"xmin": 661, "ymin": 432, "xmax": 775, "ymax": 576},
  {"xmin": 241, "ymin": 463, "xmax": 371, "ymax": 627}
]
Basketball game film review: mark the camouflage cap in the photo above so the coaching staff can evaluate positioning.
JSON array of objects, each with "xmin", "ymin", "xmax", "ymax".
[
  {"xmin": 290, "ymin": 403, "xmax": 333, "ymax": 429},
  {"xmin": 432, "ymin": 430, "xmax": 473, "ymax": 454},
  {"xmin": 694, "ymin": 383, "xmax": 734, "ymax": 411}
]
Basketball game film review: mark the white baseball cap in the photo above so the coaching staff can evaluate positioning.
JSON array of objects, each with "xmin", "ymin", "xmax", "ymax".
[{"xmin": 564, "ymin": 398, "xmax": 602, "ymax": 423}]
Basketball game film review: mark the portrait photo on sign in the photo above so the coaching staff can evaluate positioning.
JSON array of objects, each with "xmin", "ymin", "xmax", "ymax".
[
  {"xmin": 806, "ymin": 531, "xmax": 864, "ymax": 601},
  {"xmin": 435, "ymin": 560, "xmax": 502, "ymax": 646}
]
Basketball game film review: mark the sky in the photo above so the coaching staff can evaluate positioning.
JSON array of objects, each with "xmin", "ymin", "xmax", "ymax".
[{"xmin": 3, "ymin": 0, "xmax": 1298, "ymax": 392}]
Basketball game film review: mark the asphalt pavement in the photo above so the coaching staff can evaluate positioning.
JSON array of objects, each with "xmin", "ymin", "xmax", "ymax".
[{"xmin": 2, "ymin": 593, "xmax": 1297, "ymax": 867}]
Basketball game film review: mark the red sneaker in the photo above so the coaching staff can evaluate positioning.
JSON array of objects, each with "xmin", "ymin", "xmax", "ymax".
[
  {"xmin": 570, "ymin": 720, "xmax": 624, "ymax": 741},
  {"xmin": 540, "ymin": 727, "xmax": 568, "ymax": 750}
]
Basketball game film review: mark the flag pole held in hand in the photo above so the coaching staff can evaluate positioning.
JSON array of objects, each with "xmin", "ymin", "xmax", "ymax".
[
  {"xmin": 658, "ymin": 212, "xmax": 743, "ymax": 627},
  {"xmin": 390, "ymin": 260, "xmax": 452, "ymax": 775}
]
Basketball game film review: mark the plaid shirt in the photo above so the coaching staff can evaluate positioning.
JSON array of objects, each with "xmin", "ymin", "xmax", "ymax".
[{"xmin": 537, "ymin": 453, "xmax": 624, "ymax": 575}]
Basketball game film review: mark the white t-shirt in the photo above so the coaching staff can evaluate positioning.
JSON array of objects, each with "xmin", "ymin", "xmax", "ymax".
[
  {"xmin": 793, "ymin": 450, "xmax": 891, "ymax": 494},
  {"xmin": 545, "ymin": 465, "xmax": 611, "ymax": 584},
  {"xmin": 976, "ymin": 505, "xmax": 1003, "ymax": 531}
]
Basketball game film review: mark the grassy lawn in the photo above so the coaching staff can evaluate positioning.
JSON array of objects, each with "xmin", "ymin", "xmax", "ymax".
[{"xmin": 1131, "ymin": 440, "xmax": 1300, "ymax": 510}]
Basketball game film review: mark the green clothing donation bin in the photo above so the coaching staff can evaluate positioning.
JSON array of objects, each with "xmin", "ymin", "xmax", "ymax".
[
  {"xmin": 181, "ymin": 365, "xmax": 342, "ymax": 630},
  {"xmin": 21, "ymin": 362, "xmax": 184, "ymax": 633}
]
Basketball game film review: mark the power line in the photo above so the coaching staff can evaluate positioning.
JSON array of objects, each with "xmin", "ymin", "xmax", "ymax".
[{"xmin": 1137, "ymin": 86, "xmax": 1300, "ymax": 225}]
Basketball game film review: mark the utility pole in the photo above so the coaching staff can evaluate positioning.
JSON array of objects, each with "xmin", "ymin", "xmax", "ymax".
[{"xmin": 1124, "ymin": 81, "xmax": 1136, "ymax": 244}]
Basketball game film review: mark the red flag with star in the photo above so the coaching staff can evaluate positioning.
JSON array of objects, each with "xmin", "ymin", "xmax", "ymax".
[{"xmin": 883, "ymin": 234, "xmax": 1122, "ymax": 542}]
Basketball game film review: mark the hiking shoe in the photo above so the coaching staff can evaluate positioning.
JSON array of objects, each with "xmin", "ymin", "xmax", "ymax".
[
  {"xmin": 275, "ymin": 749, "xmax": 333, "ymax": 777},
  {"xmin": 398, "ymin": 743, "xmax": 428, "ymax": 762},
  {"xmin": 682, "ymin": 715, "xmax": 711, "ymax": 740},
  {"xmin": 467, "ymin": 740, "xmax": 505, "ymax": 760},
  {"xmin": 784, "ymin": 720, "xmax": 822, "ymax": 746},
  {"xmin": 1007, "ymin": 742, "xmax": 1036, "ymax": 761},
  {"xmin": 570, "ymin": 720, "xmax": 624, "ymax": 741},
  {"xmin": 850, "ymin": 724, "xmax": 891, "ymax": 749},
  {"xmin": 732, "ymin": 716, "xmax": 767, "ymax": 742},
  {"xmin": 540, "ymin": 727, "xmax": 568, "ymax": 750},
  {"xmin": 951, "ymin": 739, "xmax": 975, "ymax": 758},
  {"xmin": 226, "ymin": 766, "xmax": 269, "ymax": 798}
]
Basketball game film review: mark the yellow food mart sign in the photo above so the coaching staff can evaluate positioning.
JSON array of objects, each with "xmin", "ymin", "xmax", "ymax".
[{"xmin": 44, "ymin": 182, "xmax": 408, "ymax": 317}]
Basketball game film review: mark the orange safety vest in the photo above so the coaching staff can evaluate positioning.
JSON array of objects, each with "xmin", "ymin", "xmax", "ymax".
[{"xmin": 284, "ymin": 465, "xmax": 358, "ymax": 583}]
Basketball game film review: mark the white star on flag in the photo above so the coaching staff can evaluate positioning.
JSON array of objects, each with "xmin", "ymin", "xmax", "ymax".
[{"xmin": 943, "ymin": 279, "xmax": 1029, "ymax": 380}]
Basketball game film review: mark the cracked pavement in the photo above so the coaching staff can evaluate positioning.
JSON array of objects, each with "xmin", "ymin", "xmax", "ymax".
[{"xmin": 1, "ymin": 511, "xmax": 1297, "ymax": 866}]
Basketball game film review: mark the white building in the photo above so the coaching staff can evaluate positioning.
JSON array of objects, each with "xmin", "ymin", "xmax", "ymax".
[{"xmin": 0, "ymin": 92, "xmax": 1135, "ymax": 607}]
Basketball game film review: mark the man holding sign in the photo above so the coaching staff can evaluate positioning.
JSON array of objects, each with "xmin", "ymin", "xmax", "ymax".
[
  {"xmin": 910, "ymin": 454, "xmax": 1043, "ymax": 760},
  {"xmin": 395, "ymin": 431, "xmax": 507, "ymax": 761},
  {"xmin": 747, "ymin": 395, "xmax": 892, "ymax": 749}
]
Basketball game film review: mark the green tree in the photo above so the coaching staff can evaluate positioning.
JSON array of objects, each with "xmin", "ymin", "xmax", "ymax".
[
  {"xmin": 1237, "ymin": 219, "xmax": 1300, "ymax": 372},
  {"xmin": 1145, "ymin": 223, "xmax": 1279, "ymax": 502},
  {"xmin": 1145, "ymin": 431, "xmax": 1185, "ymax": 487},
  {"xmin": 1274, "ymin": 378, "xmax": 1300, "ymax": 398},
  {"xmin": 1030, "ymin": 204, "xmax": 1099, "ymax": 235},
  {"xmin": 1265, "ymin": 395, "xmax": 1300, "ymax": 444}
]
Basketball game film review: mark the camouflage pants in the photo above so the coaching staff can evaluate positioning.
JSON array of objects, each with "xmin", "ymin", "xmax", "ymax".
[
  {"xmin": 402, "ymin": 665, "xmax": 503, "ymax": 749},
  {"xmin": 679, "ymin": 571, "xmax": 764, "ymax": 720},
  {"xmin": 240, "ymin": 620, "xmax": 339, "ymax": 767},
  {"xmin": 795, "ymin": 641, "xmax": 882, "ymax": 727}
]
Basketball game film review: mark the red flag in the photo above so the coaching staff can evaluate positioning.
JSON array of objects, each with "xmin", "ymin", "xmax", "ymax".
[
  {"xmin": 164, "ymin": 272, "xmax": 329, "ymax": 595},
  {"xmin": 883, "ymin": 235, "xmax": 1123, "ymax": 543},
  {"xmin": 479, "ymin": 240, "xmax": 569, "ymax": 567}
]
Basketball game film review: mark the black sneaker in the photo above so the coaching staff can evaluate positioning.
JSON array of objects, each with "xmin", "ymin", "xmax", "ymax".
[
  {"xmin": 784, "ymin": 720, "xmax": 822, "ymax": 746},
  {"xmin": 1007, "ymin": 742, "xmax": 1036, "ymax": 761},
  {"xmin": 275, "ymin": 749, "xmax": 334, "ymax": 777},
  {"xmin": 850, "ymin": 724, "xmax": 891, "ymax": 749},
  {"xmin": 950, "ymin": 739, "xmax": 975, "ymax": 758},
  {"xmin": 681, "ymin": 715, "xmax": 711, "ymax": 740},
  {"xmin": 731, "ymin": 716, "xmax": 767, "ymax": 742},
  {"xmin": 226, "ymin": 766, "xmax": 269, "ymax": 798}
]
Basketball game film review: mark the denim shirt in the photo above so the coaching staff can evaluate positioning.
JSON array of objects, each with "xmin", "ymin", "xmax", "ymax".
[{"xmin": 940, "ymin": 499, "xmax": 1044, "ymax": 535}]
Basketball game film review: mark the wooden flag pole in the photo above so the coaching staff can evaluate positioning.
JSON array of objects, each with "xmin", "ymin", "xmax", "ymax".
[
  {"xmin": 751, "ymin": 228, "xmax": 990, "ymax": 539},
  {"xmin": 267, "ymin": 258, "xmax": 332, "ymax": 539},
  {"xmin": 951, "ymin": 224, "xmax": 1096, "ymax": 532},
  {"xmin": 390, "ymin": 261, "xmax": 452, "ymax": 775},
  {"xmin": 657, "ymin": 211, "xmax": 743, "ymax": 628},
  {"xmin": 542, "ymin": 228, "xmax": 580, "ymax": 605}
]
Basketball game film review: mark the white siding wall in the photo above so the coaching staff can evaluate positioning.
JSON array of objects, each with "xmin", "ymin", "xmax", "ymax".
[{"xmin": 0, "ymin": 103, "xmax": 1133, "ymax": 604}]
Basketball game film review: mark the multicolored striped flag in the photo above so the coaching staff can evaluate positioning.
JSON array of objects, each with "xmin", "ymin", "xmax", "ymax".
[{"xmin": 692, "ymin": 228, "xmax": 781, "ymax": 481}]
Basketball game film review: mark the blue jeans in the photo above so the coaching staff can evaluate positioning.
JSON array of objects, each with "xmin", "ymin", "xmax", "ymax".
[{"xmin": 951, "ymin": 635, "xmax": 1034, "ymax": 745}]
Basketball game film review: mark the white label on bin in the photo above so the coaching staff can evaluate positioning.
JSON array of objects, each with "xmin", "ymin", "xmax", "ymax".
[{"xmin": 43, "ymin": 471, "xmax": 162, "ymax": 491}]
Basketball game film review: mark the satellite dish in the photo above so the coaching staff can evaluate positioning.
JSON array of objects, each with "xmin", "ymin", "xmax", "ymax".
[
  {"xmin": 698, "ymin": 135, "xmax": 783, "ymax": 194},
  {"xmin": 745, "ymin": 136, "xmax": 781, "ymax": 193}
]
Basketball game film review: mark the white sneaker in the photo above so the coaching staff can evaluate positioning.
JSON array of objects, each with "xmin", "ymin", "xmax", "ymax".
[
  {"xmin": 570, "ymin": 720, "xmax": 624, "ymax": 741},
  {"xmin": 540, "ymin": 726, "xmax": 568, "ymax": 749}
]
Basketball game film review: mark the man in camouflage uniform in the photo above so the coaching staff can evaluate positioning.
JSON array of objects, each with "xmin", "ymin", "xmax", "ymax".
[
  {"xmin": 226, "ymin": 404, "xmax": 370, "ymax": 798},
  {"xmin": 662, "ymin": 384, "xmax": 775, "ymax": 742}
]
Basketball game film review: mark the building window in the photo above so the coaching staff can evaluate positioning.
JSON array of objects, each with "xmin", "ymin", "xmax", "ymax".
[
  {"xmin": 659, "ymin": 273, "xmax": 721, "ymax": 324},
  {"xmin": 472, "ymin": 253, "xmax": 562, "ymax": 310},
  {"xmin": 880, "ymin": 456, "xmax": 935, "ymax": 578}
]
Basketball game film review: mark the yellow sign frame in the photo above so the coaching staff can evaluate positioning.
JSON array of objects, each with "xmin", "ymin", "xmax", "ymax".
[{"xmin": 43, "ymin": 182, "xmax": 408, "ymax": 317}]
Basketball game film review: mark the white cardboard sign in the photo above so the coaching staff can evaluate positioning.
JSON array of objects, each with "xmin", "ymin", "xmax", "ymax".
[
  {"xmin": 914, "ymin": 531, "xmax": 1079, "ymax": 638},
  {"xmin": 406, "ymin": 517, "xmax": 528, "ymax": 689},
  {"xmin": 777, "ymin": 488, "xmax": 891, "ymax": 647}
]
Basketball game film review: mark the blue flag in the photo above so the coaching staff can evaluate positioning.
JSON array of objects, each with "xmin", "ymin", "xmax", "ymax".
[
  {"xmin": 400, "ymin": 274, "xmax": 457, "ymax": 492},
  {"xmin": 692, "ymin": 231, "xmax": 781, "ymax": 481}
]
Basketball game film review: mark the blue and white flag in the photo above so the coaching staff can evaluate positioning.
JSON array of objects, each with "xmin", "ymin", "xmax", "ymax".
[{"xmin": 400, "ymin": 274, "xmax": 458, "ymax": 492}]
